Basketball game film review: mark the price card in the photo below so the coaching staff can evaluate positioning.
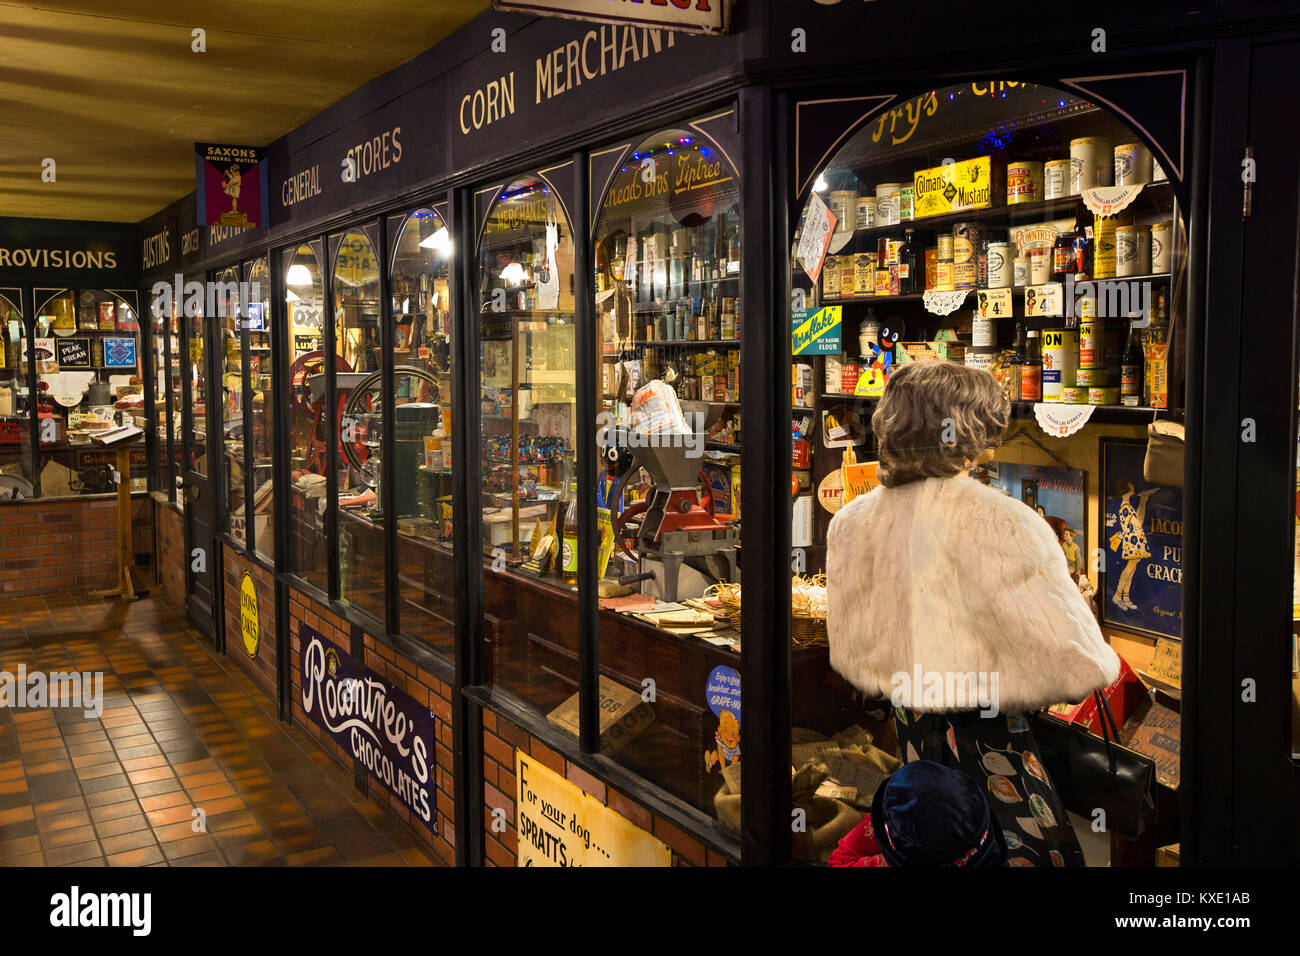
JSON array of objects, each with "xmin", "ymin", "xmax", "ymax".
[
  {"xmin": 974, "ymin": 287, "xmax": 1013, "ymax": 319},
  {"xmin": 1023, "ymin": 282, "xmax": 1063, "ymax": 318}
]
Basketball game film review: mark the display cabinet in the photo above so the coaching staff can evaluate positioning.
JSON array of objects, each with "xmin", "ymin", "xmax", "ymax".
[{"xmin": 0, "ymin": 290, "xmax": 34, "ymax": 498}]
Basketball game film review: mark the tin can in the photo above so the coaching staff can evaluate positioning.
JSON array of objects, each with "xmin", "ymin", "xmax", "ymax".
[
  {"xmin": 952, "ymin": 222, "xmax": 983, "ymax": 290},
  {"xmin": 986, "ymin": 241, "xmax": 1014, "ymax": 288},
  {"xmin": 876, "ymin": 183, "xmax": 901, "ymax": 226},
  {"xmin": 1013, "ymin": 256, "xmax": 1030, "ymax": 287},
  {"xmin": 1074, "ymin": 366, "xmax": 1111, "ymax": 387},
  {"xmin": 1088, "ymin": 387, "xmax": 1120, "ymax": 405},
  {"xmin": 964, "ymin": 346, "xmax": 997, "ymax": 372},
  {"xmin": 925, "ymin": 247, "xmax": 938, "ymax": 289},
  {"xmin": 822, "ymin": 257, "xmax": 841, "ymax": 297},
  {"xmin": 875, "ymin": 268, "xmax": 891, "ymax": 296},
  {"xmin": 1116, "ymin": 225, "xmax": 1151, "ymax": 277},
  {"xmin": 899, "ymin": 185, "xmax": 914, "ymax": 222},
  {"xmin": 937, "ymin": 234, "xmax": 954, "ymax": 259},
  {"xmin": 841, "ymin": 360, "xmax": 860, "ymax": 394},
  {"xmin": 1029, "ymin": 248, "xmax": 1052, "ymax": 285},
  {"xmin": 825, "ymin": 355, "xmax": 843, "ymax": 394},
  {"xmin": 1078, "ymin": 321, "xmax": 1103, "ymax": 368},
  {"xmin": 1069, "ymin": 137, "xmax": 1110, "ymax": 193},
  {"xmin": 1044, "ymin": 159, "xmax": 1072, "ymax": 200},
  {"xmin": 839, "ymin": 255, "xmax": 857, "ymax": 296},
  {"xmin": 972, "ymin": 314, "xmax": 996, "ymax": 348},
  {"xmin": 1114, "ymin": 143, "xmax": 1153, "ymax": 187},
  {"xmin": 1062, "ymin": 385, "xmax": 1090, "ymax": 404},
  {"xmin": 855, "ymin": 196, "xmax": 876, "ymax": 230},
  {"xmin": 935, "ymin": 260, "xmax": 955, "ymax": 292},
  {"xmin": 829, "ymin": 189, "xmax": 857, "ymax": 241},
  {"xmin": 1150, "ymin": 222, "xmax": 1172, "ymax": 273},
  {"xmin": 886, "ymin": 238, "xmax": 904, "ymax": 266},
  {"xmin": 1093, "ymin": 214, "xmax": 1122, "ymax": 279},
  {"xmin": 1006, "ymin": 160, "xmax": 1044, "ymax": 204},
  {"xmin": 854, "ymin": 254, "xmax": 875, "ymax": 294},
  {"xmin": 1040, "ymin": 328, "xmax": 1079, "ymax": 402}
]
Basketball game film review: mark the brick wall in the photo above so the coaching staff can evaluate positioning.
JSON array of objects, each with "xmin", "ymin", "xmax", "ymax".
[
  {"xmin": 153, "ymin": 495, "xmax": 184, "ymax": 605},
  {"xmin": 482, "ymin": 710, "xmax": 732, "ymax": 867},
  {"xmin": 286, "ymin": 587, "xmax": 456, "ymax": 866},
  {"xmin": 221, "ymin": 544, "xmax": 276, "ymax": 700},
  {"xmin": 0, "ymin": 493, "xmax": 153, "ymax": 594}
]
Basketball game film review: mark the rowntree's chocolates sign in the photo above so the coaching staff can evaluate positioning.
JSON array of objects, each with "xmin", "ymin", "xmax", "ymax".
[{"xmin": 299, "ymin": 623, "xmax": 437, "ymax": 833}]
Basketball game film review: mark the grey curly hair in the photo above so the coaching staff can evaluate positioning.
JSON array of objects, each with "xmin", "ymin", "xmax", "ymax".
[{"xmin": 871, "ymin": 361, "xmax": 1010, "ymax": 487}]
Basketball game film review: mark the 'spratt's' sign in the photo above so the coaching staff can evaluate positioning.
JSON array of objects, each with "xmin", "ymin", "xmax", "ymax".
[
  {"xmin": 299, "ymin": 623, "xmax": 437, "ymax": 833},
  {"xmin": 491, "ymin": 0, "xmax": 732, "ymax": 35},
  {"xmin": 515, "ymin": 752, "xmax": 671, "ymax": 866}
]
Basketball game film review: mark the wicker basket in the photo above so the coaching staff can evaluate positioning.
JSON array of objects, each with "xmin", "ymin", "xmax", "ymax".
[{"xmin": 706, "ymin": 577, "xmax": 828, "ymax": 647}]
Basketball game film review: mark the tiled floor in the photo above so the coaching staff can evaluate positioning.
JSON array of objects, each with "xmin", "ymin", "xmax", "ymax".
[{"xmin": 0, "ymin": 590, "xmax": 440, "ymax": 867}]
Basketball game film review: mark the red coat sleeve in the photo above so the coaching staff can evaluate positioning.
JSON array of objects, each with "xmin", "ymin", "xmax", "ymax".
[{"xmin": 828, "ymin": 814, "xmax": 887, "ymax": 867}]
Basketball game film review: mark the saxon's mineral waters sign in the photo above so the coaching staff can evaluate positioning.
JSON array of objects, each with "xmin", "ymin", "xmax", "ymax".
[{"xmin": 299, "ymin": 623, "xmax": 437, "ymax": 833}]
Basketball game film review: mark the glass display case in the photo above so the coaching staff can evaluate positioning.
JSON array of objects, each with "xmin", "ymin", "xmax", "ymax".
[
  {"xmin": 477, "ymin": 172, "xmax": 577, "ymax": 713},
  {"xmin": 387, "ymin": 207, "xmax": 454, "ymax": 652},
  {"xmin": 788, "ymin": 80, "xmax": 1189, "ymax": 865},
  {"xmin": 285, "ymin": 242, "xmax": 328, "ymax": 592},
  {"xmin": 32, "ymin": 288, "xmax": 143, "ymax": 497},
  {"xmin": 331, "ymin": 226, "xmax": 385, "ymax": 619},
  {"xmin": 0, "ymin": 290, "xmax": 34, "ymax": 499},
  {"xmin": 589, "ymin": 124, "xmax": 744, "ymax": 817}
]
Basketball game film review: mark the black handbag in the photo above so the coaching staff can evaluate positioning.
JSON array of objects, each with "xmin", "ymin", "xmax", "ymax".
[{"xmin": 1029, "ymin": 691, "xmax": 1156, "ymax": 841}]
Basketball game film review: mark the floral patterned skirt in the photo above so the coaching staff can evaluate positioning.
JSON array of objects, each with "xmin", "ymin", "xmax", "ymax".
[{"xmin": 894, "ymin": 707, "xmax": 1086, "ymax": 867}]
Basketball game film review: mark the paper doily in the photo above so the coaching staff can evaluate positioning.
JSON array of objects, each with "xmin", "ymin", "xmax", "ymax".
[
  {"xmin": 1033, "ymin": 402, "xmax": 1096, "ymax": 438},
  {"xmin": 922, "ymin": 289, "xmax": 970, "ymax": 316},
  {"xmin": 1081, "ymin": 184, "xmax": 1145, "ymax": 218}
]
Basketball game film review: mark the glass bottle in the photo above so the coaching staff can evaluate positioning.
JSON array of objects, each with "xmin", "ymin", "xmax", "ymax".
[
  {"xmin": 1008, "ymin": 322, "xmax": 1027, "ymax": 401},
  {"xmin": 560, "ymin": 481, "xmax": 579, "ymax": 587},
  {"xmin": 1020, "ymin": 329, "xmax": 1042, "ymax": 401},
  {"xmin": 898, "ymin": 228, "xmax": 919, "ymax": 295},
  {"xmin": 1052, "ymin": 222, "xmax": 1075, "ymax": 283},
  {"xmin": 1120, "ymin": 318, "xmax": 1144, "ymax": 407}
]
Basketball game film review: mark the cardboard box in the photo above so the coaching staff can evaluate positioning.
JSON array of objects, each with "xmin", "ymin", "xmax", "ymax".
[
  {"xmin": 547, "ymin": 676, "xmax": 654, "ymax": 753},
  {"xmin": 1156, "ymin": 844, "xmax": 1180, "ymax": 867},
  {"xmin": 702, "ymin": 460, "xmax": 737, "ymax": 518}
]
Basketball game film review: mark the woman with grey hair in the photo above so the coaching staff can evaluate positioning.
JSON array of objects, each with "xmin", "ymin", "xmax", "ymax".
[{"xmin": 826, "ymin": 360, "xmax": 1119, "ymax": 866}]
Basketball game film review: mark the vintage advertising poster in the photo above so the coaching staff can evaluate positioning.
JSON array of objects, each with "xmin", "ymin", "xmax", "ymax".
[
  {"xmin": 196, "ymin": 143, "xmax": 269, "ymax": 228},
  {"xmin": 514, "ymin": 751, "xmax": 671, "ymax": 867},
  {"xmin": 1101, "ymin": 438, "xmax": 1183, "ymax": 640},
  {"xmin": 299, "ymin": 623, "xmax": 438, "ymax": 833},
  {"xmin": 973, "ymin": 461, "xmax": 1086, "ymax": 576}
]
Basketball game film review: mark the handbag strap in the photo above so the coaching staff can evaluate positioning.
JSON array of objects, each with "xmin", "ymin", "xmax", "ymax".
[{"xmin": 1094, "ymin": 690, "xmax": 1119, "ymax": 772}]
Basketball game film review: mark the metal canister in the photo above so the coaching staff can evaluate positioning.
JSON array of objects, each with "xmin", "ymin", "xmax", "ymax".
[
  {"xmin": 935, "ymin": 235, "xmax": 955, "ymax": 291},
  {"xmin": 1040, "ymin": 328, "xmax": 1079, "ymax": 402},
  {"xmin": 1114, "ymin": 143, "xmax": 1153, "ymax": 187},
  {"xmin": 876, "ymin": 183, "xmax": 901, "ymax": 226},
  {"xmin": 886, "ymin": 238, "xmax": 904, "ymax": 266},
  {"xmin": 829, "ymin": 189, "xmax": 857, "ymax": 243},
  {"xmin": 987, "ymin": 241, "xmax": 1014, "ymax": 288},
  {"xmin": 964, "ymin": 346, "xmax": 997, "ymax": 372},
  {"xmin": 841, "ymin": 359, "xmax": 860, "ymax": 394},
  {"xmin": 1093, "ymin": 214, "xmax": 1122, "ymax": 279},
  {"xmin": 1069, "ymin": 137, "xmax": 1110, "ymax": 193},
  {"xmin": 1062, "ymin": 385, "xmax": 1090, "ymax": 404},
  {"xmin": 822, "ymin": 257, "xmax": 841, "ymax": 297},
  {"xmin": 1150, "ymin": 222, "xmax": 1172, "ymax": 273},
  {"xmin": 1029, "ymin": 248, "xmax": 1052, "ymax": 285},
  {"xmin": 1116, "ymin": 224, "xmax": 1151, "ymax": 277},
  {"xmin": 1074, "ymin": 366, "xmax": 1111, "ymax": 387},
  {"xmin": 838, "ymin": 255, "xmax": 857, "ymax": 296},
  {"xmin": 899, "ymin": 185, "xmax": 915, "ymax": 222},
  {"xmin": 875, "ymin": 268, "xmax": 891, "ymax": 296},
  {"xmin": 855, "ymin": 196, "xmax": 877, "ymax": 230},
  {"xmin": 1013, "ymin": 256, "xmax": 1030, "ymax": 287},
  {"xmin": 1006, "ymin": 161, "xmax": 1044, "ymax": 205},
  {"xmin": 1044, "ymin": 159, "xmax": 1072, "ymax": 200},
  {"xmin": 1078, "ymin": 320, "xmax": 1103, "ymax": 369},
  {"xmin": 1088, "ymin": 387, "xmax": 1120, "ymax": 405},
  {"xmin": 952, "ymin": 222, "xmax": 983, "ymax": 290},
  {"xmin": 854, "ymin": 253, "xmax": 876, "ymax": 294}
]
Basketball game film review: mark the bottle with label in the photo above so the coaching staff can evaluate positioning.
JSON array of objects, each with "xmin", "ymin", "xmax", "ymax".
[
  {"xmin": 1008, "ymin": 323, "xmax": 1026, "ymax": 401},
  {"xmin": 1071, "ymin": 204, "xmax": 1094, "ymax": 278},
  {"xmin": 1144, "ymin": 291, "xmax": 1170, "ymax": 408},
  {"xmin": 898, "ymin": 228, "xmax": 918, "ymax": 295},
  {"xmin": 559, "ymin": 481, "xmax": 579, "ymax": 587},
  {"xmin": 1051, "ymin": 223, "xmax": 1076, "ymax": 283},
  {"xmin": 1020, "ymin": 329, "xmax": 1042, "ymax": 401},
  {"xmin": 1120, "ymin": 318, "xmax": 1144, "ymax": 406}
]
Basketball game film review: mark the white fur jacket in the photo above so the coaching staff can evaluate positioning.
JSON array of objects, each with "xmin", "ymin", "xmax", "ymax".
[{"xmin": 826, "ymin": 474, "xmax": 1119, "ymax": 714}]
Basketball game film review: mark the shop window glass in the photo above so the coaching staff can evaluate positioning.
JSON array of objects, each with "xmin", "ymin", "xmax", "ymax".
[
  {"xmin": 148, "ymin": 294, "xmax": 170, "ymax": 495},
  {"xmin": 590, "ymin": 125, "xmax": 743, "ymax": 818},
  {"xmin": 218, "ymin": 267, "xmax": 245, "ymax": 545},
  {"xmin": 246, "ymin": 257, "xmax": 273, "ymax": 562},
  {"xmin": 285, "ymin": 244, "xmax": 328, "ymax": 592},
  {"xmin": 791, "ymin": 81, "xmax": 1188, "ymax": 865},
  {"xmin": 477, "ymin": 173, "xmax": 577, "ymax": 716},
  {"xmin": 331, "ymin": 227, "xmax": 385, "ymax": 619},
  {"xmin": 389, "ymin": 208, "xmax": 454, "ymax": 654},
  {"xmin": 168, "ymin": 293, "xmax": 184, "ymax": 504},
  {"xmin": 183, "ymin": 282, "xmax": 206, "ymax": 485},
  {"xmin": 33, "ymin": 289, "xmax": 144, "ymax": 498},
  {"xmin": 0, "ymin": 292, "xmax": 35, "ymax": 498}
]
